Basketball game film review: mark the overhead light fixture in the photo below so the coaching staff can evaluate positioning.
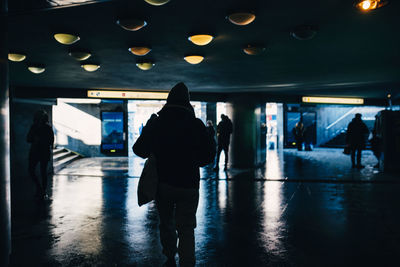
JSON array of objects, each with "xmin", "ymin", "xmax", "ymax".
[
  {"xmin": 54, "ymin": 33, "xmax": 80, "ymax": 45},
  {"xmin": 144, "ymin": 0, "xmax": 170, "ymax": 6},
  {"xmin": 188, "ymin": 34, "xmax": 214, "ymax": 46},
  {"xmin": 8, "ymin": 53, "xmax": 26, "ymax": 62},
  {"xmin": 69, "ymin": 51, "xmax": 91, "ymax": 61},
  {"xmin": 28, "ymin": 66, "xmax": 45, "ymax": 74},
  {"xmin": 243, "ymin": 45, "xmax": 265, "ymax": 55},
  {"xmin": 354, "ymin": 0, "xmax": 388, "ymax": 11},
  {"xmin": 129, "ymin": 47, "xmax": 152, "ymax": 56},
  {"xmin": 228, "ymin": 12, "xmax": 256, "ymax": 26},
  {"xmin": 88, "ymin": 90, "xmax": 168, "ymax": 99},
  {"xmin": 136, "ymin": 62, "xmax": 155, "ymax": 70},
  {"xmin": 81, "ymin": 64, "xmax": 100, "ymax": 72},
  {"xmin": 302, "ymin": 96, "xmax": 364, "ymax": 105},
  {"xmin": 116, "ymin": 19, "xmax": 147, "ymax": 31},
  {"xmin": 184, "ymin": 55, "xmax": 204, "ymax": 64},
  {"xmin": 290, "ymin": 25, "xmax": 317, "ymax": 40}
]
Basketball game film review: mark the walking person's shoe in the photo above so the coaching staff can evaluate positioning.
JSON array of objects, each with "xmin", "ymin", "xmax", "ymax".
[
  {"xmin": 357, "ymin": 165, "xmax": 365, "ymax": 169},
  {"xmin": 163, "ymin": 258, "xmax": 177, "ymax": 267},
  {"xmin": 213, "ymin": 166, "xmax": 219, "ymax": 171}
]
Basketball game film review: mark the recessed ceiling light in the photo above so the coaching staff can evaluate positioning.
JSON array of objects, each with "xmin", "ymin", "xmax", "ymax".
[
  {"xmin": 354, "ymin": 0, "xmax": 388, "ymax": 11},
  {"xmin": 81, "ymin": 64, "xmax": 100, "ymax": 72},
  {"xmin": 69, "ymin": 51, "xmax": 91, "ymax": 61},
  {"xmin": 28, "ymin": 66, "xmax": 45, "ymax": 74},
  {"xmin": 243, "ymin": 45, "xmax": 265, "ymax": 55},
  {"xmin": 116, "ymin": 19, "xmax": 147, "ymax": 31},
  {"xmin": 144, "ymin": 0, "xmax": 170, "ymax": 6},
  {"xmin": 188, "ymin": 34, "xmax": 214, "ymax": 46},
  {"xmin": 136, "ymin": 62, "xmax": 155, "ymax": 70},
  {"xmin": 290, "ymin": 25, "xmax": 317, "ymax": 40},
  {"xmin": 129, "ymin": 47, "xmax": 152, "ymax": 56},
  {"xmin": 184, "ymin": 55, "xmax": 204, "ymax": 64},
  {"xmin": 8, "ymin": 53, "xmax": 26, "ymax": 62},
  {"xmin": 54, "ymin": 33, "xmax": 80, "ymax": 45},
  {"xmin": 228, "ymin": 12, "xmax": 256, "ymax": 26}
]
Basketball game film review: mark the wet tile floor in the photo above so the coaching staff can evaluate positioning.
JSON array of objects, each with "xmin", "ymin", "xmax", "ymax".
[{"xmin": 10, "ymin": 148, "xmax": 400, "ymax": 266}]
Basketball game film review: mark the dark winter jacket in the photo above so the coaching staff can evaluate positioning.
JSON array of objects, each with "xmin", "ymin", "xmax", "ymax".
[
  {"xmin": 217, "ymin": 118, "xmax": 233, "ymax": 145},
  {"xmin": 27, "ymin": 123, "xmax": 54, "ymax": 161},
  {"xmin": 346, "ymin": 118, "xmax": 369, "ymax": 148},
  {"xmin": 133, "ymin": 106, "xmax": 216, "ymax": 189}
]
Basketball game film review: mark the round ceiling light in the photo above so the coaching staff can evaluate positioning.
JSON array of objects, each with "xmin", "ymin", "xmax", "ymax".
[
  {"xmin": 69, "ymin": 51, "xmax": 91, "ymax": 61},
  {"xmin": 136, "ymin": 62, "xmax": 155, "ymax": 71},
  {"xmin": 184, "ymin": 55, "xmax": 204, "ymax": 64},
  {"xmin": 81, "ymin": 64, "xmax": 100, "ymax": 72},
  {"xmin": 354, "ymin": 0, "xmax": 388, "ymax": 11},
  {"xmin": 54, "ymin": 33, "xmax": 80, "ymax": 45},
  {"xmin": 28, "ymin": 66, "xmax": 45, "ymax": 74},
  {"xmin": 144, "ymin": 0, "xmax": 170, "ymax": 6},
  {"xmin": 116, "ymin": 19, "xmax": 147, "ymax": 31},
  {"xmin": 129, "ymin": 47, "xmax": 152, "ymax": 56},
  {"xmin": 188, "ymin": 34, "xmax": 214, "ymax": 46},
  {"xmin": 243, "ymin": 45, "xmax": 265, "ymax": 55},
  {"xmin": 228, "ymin": 12, "xmax": 256, "ymax": 26},
  {"xmin": 290, "ymin": 25, "xmax": 317, "ymax": 40},
  {"xmin": 8, "ymin": 53, "xmax": 26, "ymax": 62}
]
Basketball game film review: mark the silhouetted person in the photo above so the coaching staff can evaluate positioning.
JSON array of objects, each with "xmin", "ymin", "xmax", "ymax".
[
  {"xmin": 370, "ymin": 114, "xmax": 382, "ymax": 168},
  {"xmin": 346, "ymin": 113, "xmax": 369, "ymax": 169},
  {"xmin": 205, "ymin": 120, "xmax": 215, "ymax": 140},
  {"xmin": 27, "ymin": 110, "xmax": 54, "ymax": 199},
  {"xmin": 133, "ymin": 82, "xmax": 215, "ymax": 267},
  {"xmin": 292, "ymin": 121, "xmax": 305, "ymax": 151},
  {"xmin": 214, "ymin": 114, "xmax": 233, "ymax": 170}
]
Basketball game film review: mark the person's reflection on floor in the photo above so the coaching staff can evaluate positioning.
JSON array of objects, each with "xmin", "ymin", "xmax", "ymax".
[
  {"xmin": 27, "ymin": 110, "xmax": 54, "ymax": 200},
  {"xmin": 133, "ymin": 82, "xmax": 216, "ymax": 267}
]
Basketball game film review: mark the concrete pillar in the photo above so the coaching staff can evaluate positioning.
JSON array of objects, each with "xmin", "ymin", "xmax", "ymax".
[
  {"xmin": 227, "ymin": 97, "xmax": 266, "ymax": 168},
  {"xmin": 0, "ymin": 0, "xmax": 11, "ymax": 265},
  {"xmin": 206, "ymin": 102, "xmax": 216, "ymax": 126}
]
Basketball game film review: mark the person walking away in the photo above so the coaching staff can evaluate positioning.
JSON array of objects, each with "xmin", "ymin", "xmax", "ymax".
[
  {"xmin": 133, "ymin": 82, "xmax": 215, "ymax": 267},
  {"xmin": 27, "ymin": 110, "xmax": 54, "ymax": 199},
  {"xmin": 292, "ymin": 121, "xmax": 305, "ymax": 151},
  {"xmin": 214, "ymin": 114, "xmax": 233, "ymax": 170},
  {"xmin": 205, "ymin": 120, "xmax": 215, "ymax": 140},
  {"xmin": 346, "ymin": 113, "xmax": 369, "ymax": 169}
]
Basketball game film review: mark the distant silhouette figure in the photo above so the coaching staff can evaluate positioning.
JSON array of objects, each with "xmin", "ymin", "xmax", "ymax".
[
  {"xmin": 133, "ymin": 82, "xmax": 215, "ymax": 267},
  {"xmin": 346, "ymin": 113, "xmax": 369, "ymax": 169},
  {"xmin": 206, "ymin": 120, "xmax": 215, "ymax": 140},
  {"xmin": 292, "ymin": 121, "xmax": 305, "ymax": 151},
  {"xmin": 27, "ymin": 110, "xmax": 54, "ymax": 199},
  {"xmin": 214, "ymin": 114, "xmax": 233, "ymax": 170}
]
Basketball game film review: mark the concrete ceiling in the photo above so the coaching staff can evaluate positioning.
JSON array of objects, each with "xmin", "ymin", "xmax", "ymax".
[{"xmin": 7, "ymin": 0, "xmax": 400, "ymax": 99}]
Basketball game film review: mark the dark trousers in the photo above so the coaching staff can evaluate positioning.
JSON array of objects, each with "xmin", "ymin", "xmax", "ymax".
[
  {"xmin": 28, "ymin": 157, "xmax": 49, "ymax": 194},
  {"xmin": 351, "ymin": 147, "xmax": 363, "ymax": 167},
  {"xmin": 216, "ymin": 144, "xmax": 229, "ymax": 167},
  {"xmin": 156, "ymin": 183, "xmax": 199, "ymax": 267}
]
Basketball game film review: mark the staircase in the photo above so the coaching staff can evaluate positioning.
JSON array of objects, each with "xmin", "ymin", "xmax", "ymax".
[
  {"xmin": 321, "ymin": 131, "xmax": 347, "ymax": 148},
  {"xmin": 53, "ymin": 147, "xmax": 82, "ymax": 173}
]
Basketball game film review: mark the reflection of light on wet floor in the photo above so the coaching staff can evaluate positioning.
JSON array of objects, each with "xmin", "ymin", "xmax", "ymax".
[
  {"xmin": 50, "ymin": 176, "xmax": 103, "ymax": 258},
  {"xmin": 261, "ymin": 181, "xmax": 286, "ymax": 257},
  {"xmin": 265, "ymin": 149, "xmax": 285, "ymax": 180}
]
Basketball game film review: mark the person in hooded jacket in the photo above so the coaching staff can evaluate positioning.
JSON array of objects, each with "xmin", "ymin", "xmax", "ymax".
[
  {"xmin": 346, "ymin": 113, "xmax": 369, "ymax": 169},
  {"xmin": 27, "ymin": 110, "xmax": 54, "ymax": 199},
  {"xmin": 133, "ymin": 82, "xmax": 216, "ymax": 267}
]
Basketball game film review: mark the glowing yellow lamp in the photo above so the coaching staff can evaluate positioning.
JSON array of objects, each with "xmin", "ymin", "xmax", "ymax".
[
  {"xmin": 8, "ymin": 53, "xmax": 26, "ymax": 62},
  {"xmin": 129, "ymin": 47, "xmax": 152, "ymax": 56},
  {"xmin": 144, "ymin": 0, "xmax": 170, "ymax": 6},
  {"xmin": 228, "ymin": 12, "xmax": 256, "ymax": 26},
  {"xmin": 136, "ymin": 62, "xmax": 155, "ymax": 70},
  {"xmin": 54, "ymin": 33, "xmax": 80, "ymax": 45},
  {"xmin": 354, "ymin": 0, "xmax": 388, "ymax": 11},
  {"xmin": 116, "ymin": 19, "xmax": 147, "ymax": 31},
  {"xmin": 69, "ymin": 51, "xmax": 91, "ymax": 61},
  {"xmin": 81, "ymin": 64, "xmax": 100, "ymax": 72},
  {"xmin": 28, "ymin": 66, "xmax": 45, "ymax": 74},
  {"xmin": 188, "ymin": 34, "xmax": 214, "ymax": 46},
  {"xmin": 184, "ymin": 55, "xmax": 204, "ymax": 64}
]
